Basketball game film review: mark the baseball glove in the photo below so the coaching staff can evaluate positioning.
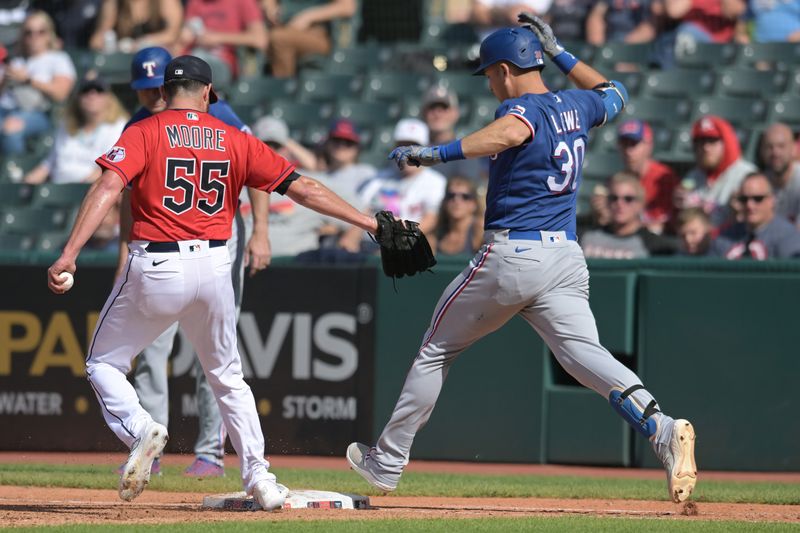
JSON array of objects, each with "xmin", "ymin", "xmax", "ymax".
[{"xmin": 374, "ymin": 211, "xmax": 436, "ymax": 279}]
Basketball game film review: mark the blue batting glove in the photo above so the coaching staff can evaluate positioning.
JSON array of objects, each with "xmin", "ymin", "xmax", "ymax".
[{"xmin": 388, "ymin": 145, "xmax": 442, "ymax": 170}]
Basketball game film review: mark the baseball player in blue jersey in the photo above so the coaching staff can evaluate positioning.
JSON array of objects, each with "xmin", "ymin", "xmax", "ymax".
[
  {"xmin": 116, "ymin": 47, "xmax": 271, "ymax": 477},
  {"xmin": 347, "ymin": 14, "xmax": 697, "ymax": 503}
]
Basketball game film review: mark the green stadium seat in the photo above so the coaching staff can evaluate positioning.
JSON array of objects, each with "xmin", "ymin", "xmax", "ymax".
[
  {"xmin": 768, "ymin": 97, "xmax": 800, "ymax": 128},
  {"xmin": 675, "ymin": 43, "xmax": 738, "ymax": 69},
  {"xmin": 298, "ymin": 72, "xmax": 362, "ymax": 103},
  {"xmin": 643, "ymin": 69, "xmax": 715, "ymax": 98},
  {"xmin": 716, "ymin": 68, "xmax": 788, "ymax": 98},
  {"xmin": 335, "ymin": 99, "xmax": 400, "ymax": 128},
  {"xmin": 738, "ymin": 42, "xmax": 800, "ymax": 70},
  {"xmin": 693, "ymin": 97, "xmax": 767, "ymax": 127},
  {"xmin": 422, "ymin": 19, "xmax": 478, "ymax": 46},
  {"xmin": 431, "ymin": 71, "xmax": 488, "ymax": 98},
  {"xmin": 623, "ymin": 97, "xmax": 692, "ymax": 127},
  {"xmin": 588, "ymin": 127, "xmax": 618, "ymax": 153},
  {"xmin": 0, "ymin": 233, "xmax": 34, "ymax": 251},
  {"xmin": 0, "ymin": 154, "xmax": 42, "ymax": 183},
  {"xmin": 232, "ymin": 76, "xmax": 297, "ymax": 106},
  {"xmin": 542, "ymin": 67, "xmax": 568, "ymax": 92},
  {"xmin": 0, "ymin": 207, "xmax": 71, "ymax": 234},
  {"xmin": 325, "ymin": 46, "xmax": 386, "ymax": 74},
  {"xmin": 31, "ymin": 183, "xmax": 90, "ymax": 208},
  {"xmin": 582, "ymin": 151, "xmax": 624, "ymax": 182},
  {"xmin": 92, "ymin": 52, "xmax": 134, "ymax": 84},
  {"xmin": 662, "ymin": 126, "xmax": 696, "ymax": 165},
  {"xmin": 35, "ymin": 230, "xmax": 69, "ymax": 252},
  {"xmin": 363, "ymin": 72, "xmax": 429, "ymax": 102},
  {"xmin": 0, "ymin": 183, "xmax": 34, "ymax": 207},
  {"xmin": 468, "ymin": 96, "xmax": 498, "ymax": 127},
  {"xmin": 300, "ymin": 124, "xmax": 330, "ymax": 148},
  {"xmin": 268, "ymin": 100, "xmax": 333, "ymax": 130},
  {"xmin": 594, "ymin": 42, "xmax": 654, "ymax": 73},
  {"xmin": 610, "ymin": 71, "xmax": 644, "ymax": 96},
  {"xmin": 368, "ymin": 125, "xmax": 396, "ymax": 157},
  {"xmin": 560, "ymin": 41, "xmax": 596, "ymax": 65}
]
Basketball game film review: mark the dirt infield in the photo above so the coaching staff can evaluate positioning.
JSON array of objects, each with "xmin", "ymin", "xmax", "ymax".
[
  {"xmin": 1, "ymin": 453, "xmax": 799, "ymax": 527},
  {"xmin": 2, "ymin": 486, "xmax": 800, "ymax": 527}
]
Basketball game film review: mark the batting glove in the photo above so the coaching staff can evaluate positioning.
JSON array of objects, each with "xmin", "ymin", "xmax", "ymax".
[
  {"xmin": 518, "ymin": 12, "xmax": 564, "ymax": 58},
  {"xmin": 389, "ymin": 145, "xmax": 442, "ymax": 170}
]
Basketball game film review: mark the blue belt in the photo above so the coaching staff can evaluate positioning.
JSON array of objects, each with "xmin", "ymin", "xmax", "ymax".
[
  {"xmin": 145, "ymin": 240, "xmax": 226, "ymax": 252},
  {"xmin": 508, "ymin": 230, "xmax": 578, "ymax": 241}
]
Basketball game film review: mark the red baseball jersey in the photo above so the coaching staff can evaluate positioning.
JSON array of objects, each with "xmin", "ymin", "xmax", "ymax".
[{"xmin": 97, "ymin": 109, "xmax": 295, "ymax": 241}]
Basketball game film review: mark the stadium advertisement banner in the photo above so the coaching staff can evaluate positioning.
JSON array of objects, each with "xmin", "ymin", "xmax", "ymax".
[{"xmin": 0, "ymin": 265, "xmax": 376, "ymax": 455}]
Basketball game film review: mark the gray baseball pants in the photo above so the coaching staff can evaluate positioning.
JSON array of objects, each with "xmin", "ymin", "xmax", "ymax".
[
  {"xmin": 371, "ymin": 229, "xmax": 673, "ymax": 484},
  {"xmin": 133, "ymin": 211, "xmax": 249, "ymax": 464}
]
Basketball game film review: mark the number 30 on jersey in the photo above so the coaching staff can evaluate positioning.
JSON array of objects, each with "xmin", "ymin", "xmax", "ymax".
[{"xmin": 547, "ymin": 138, "xmax": 585, "ymax": 194}]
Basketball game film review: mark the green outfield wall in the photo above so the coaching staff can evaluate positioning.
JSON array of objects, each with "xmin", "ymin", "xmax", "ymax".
[{"xmin": 1, "ymin": 253, "xmax": 797, "ymax": 470}]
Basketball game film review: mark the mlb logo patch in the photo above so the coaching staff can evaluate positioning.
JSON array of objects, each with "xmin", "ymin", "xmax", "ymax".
[
  {"xmin": 548, "ymin": 235, "xmax": 561, "ymax": 243},
  {"xmin": 511, "ymin": 104, "xmax": 526, "ymax": 115},
  {"xmin": 187, "ymin": 112, "xmax": 198, "ymax": 121},
  {"xmin": 105, "ymin": 146, "xmax": 125, "ymax": 162},
  {"xmin": 189, "ymin": 244, "xmax": 200, "ymax": 252}
]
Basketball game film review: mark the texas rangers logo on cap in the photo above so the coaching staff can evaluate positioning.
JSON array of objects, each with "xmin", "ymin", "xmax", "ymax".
[{"xmin": 105, "ymin": 146, "xmax": 126, "ymax": 162}]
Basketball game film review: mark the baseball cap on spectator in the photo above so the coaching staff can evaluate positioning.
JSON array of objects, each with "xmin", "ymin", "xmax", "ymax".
[
  {"xmin": 164, "ymin": 55, "xmax": 218, "ymax": 103},
  {"xmin": 393, "ymin": 118, "xmax": 429, "ymax": 145},
  {"xmin": 328, "ymin": 118, "xmax": 360, "ymax": 144},
  {"xmin": 617, "ymin": 119, "xmax": 652, "ymax": 143},
  {"xmin": 253, "ymin": 116, "xmax": 289, "ymax": 146},
  {"xmin": 79, "ymin": 75, "xmax": 110, "ymax": 93},
  {"xmin": 692, "ymin": 116, "xmax": 723, "ymax": 140},
  {"xmin": 422, "ymin": 84, "xmax": 458, "ymax": 109}
]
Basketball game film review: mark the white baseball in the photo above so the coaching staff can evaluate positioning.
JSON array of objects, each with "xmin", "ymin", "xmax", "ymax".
[{"xmin": 58, "ymin": 272, "xmax": 74, "ymax": 291}]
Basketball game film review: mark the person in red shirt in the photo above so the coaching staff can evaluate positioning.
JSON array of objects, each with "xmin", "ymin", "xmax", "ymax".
[
  {"xmin": 179, "ymin": 0, "xmax": 267, "ymax": 79},
  {"xmin": 46, "ymin": 55, "xmax": 377, "ymax": 510},
  {"xmin": 616, "ymin": 119, "xmax": 680, "ymax": 233}
]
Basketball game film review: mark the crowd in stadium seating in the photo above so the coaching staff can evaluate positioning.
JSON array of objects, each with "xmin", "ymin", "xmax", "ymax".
[{"xmin": 1, "ymin": 0, "xmax": 800, "ymax": 260}]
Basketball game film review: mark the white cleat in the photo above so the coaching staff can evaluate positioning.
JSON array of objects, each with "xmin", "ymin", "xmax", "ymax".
[
  {"xmin": 252, "ymin": 476, "xmax": 289, "ymax": 511},
  {"xmin": 655, "ymin": 419, "xmax": 698, "ymax": 503},
  {"xmin": 346, "ymin": 442, "xmax": 397, "ymax": 492},
  {"xmin": 118, "ymin": 421, "xmax": 169, "ymax": 502}
]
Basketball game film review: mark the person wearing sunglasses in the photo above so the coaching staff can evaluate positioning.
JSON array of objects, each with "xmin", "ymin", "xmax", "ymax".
[
  {"xmin": 582, "ymin": 172, "xmax": 679, "ymax": 259},
  {"xmin": 0, "ymin": 10, "xmax": 76, "ymax": 154},
  {"xmin": 677, "ymin": 115, "xmax": 756, "ymax": 227},
  {"xmin": 712, "ymin": 172, "xmax": 800, "ymax": 260},
  {"xmin": 759, "ymin": 122, "xmax": 800, "ymax": 224},
  {"xmin": 24, "ymin": 75, "xmax": 128, "ymax": 184},
  {"xmin": 431, "ymin": 177, "xmax": 485, "ymax": 257}
]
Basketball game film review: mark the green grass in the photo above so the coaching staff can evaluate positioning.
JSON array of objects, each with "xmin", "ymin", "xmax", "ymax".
[
  {"xmin": 1, "ymin": 463, "xmax": 799, "ymax": 505},
  {"xmin": 3, "ymin": 517, "xmax": 800, "ymax": 533}
]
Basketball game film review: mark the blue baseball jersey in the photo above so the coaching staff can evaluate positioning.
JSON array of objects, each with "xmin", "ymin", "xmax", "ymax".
[
  {"xmin": 484, "ymin": 89, "xmax": 606, "ymax": 234},
  {"xmin": 125, "ymin": 100, "xmax": 248, "ymax": 131}
]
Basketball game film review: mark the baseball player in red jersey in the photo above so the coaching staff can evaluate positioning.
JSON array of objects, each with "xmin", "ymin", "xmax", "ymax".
[{"xmin": 47, "ymin": 56, "xmax": 378, "ymax": 509}]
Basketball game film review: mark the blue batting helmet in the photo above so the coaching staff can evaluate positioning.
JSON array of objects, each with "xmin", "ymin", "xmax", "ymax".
[
  {"xmin": 473, "ymin": 28, "xmax": 545, "ymax": 75},
  {"xmin": 130, "ymin": 46, "xmax": 172, "ymax": 90}
]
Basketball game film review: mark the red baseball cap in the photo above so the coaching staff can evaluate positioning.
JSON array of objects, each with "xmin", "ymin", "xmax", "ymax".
[
  {"xmin": 691, "ymin": 116, "xmax": 723, "ymax": 140},
  {"xmin": 328, "ymin": 118, "xmax": 360, "ymax": 143}
]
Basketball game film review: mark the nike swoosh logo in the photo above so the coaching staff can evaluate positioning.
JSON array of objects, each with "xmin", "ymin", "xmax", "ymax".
[
  {"xmin": 152, "ymin": 259, "xmax": 168, "ymax": 267},
  {"xmin": 515, "ymin": 247, "xmax": 531, "ymax": 253}
]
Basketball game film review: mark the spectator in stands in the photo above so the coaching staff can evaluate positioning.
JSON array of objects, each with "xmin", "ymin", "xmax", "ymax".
[
  {"xmin": 616, "ymin": 119, "xmax": 680, "ymax": 233},
  {"xmin": 470, "ymin": 0, "xmax": 554, "ymax": 40},
  {"xmin": 712, "ymin": 172, "xmax": 800, "ymax": 259},
  {"xmin": 339, "ymin": 118, "xmax": 447, "ymax": 252},
  {"xmin": 89, "ymin": 0, "xmax": 183, "ymax": 53},
  {"xmin": 179, "ymin": 0, "xmax": 268, "ymax": 80},
  {"xmin": 0, "ymin": 11, "xmax": 76, "ymax": 154},
  {"xmin": 37, "ymin": 0, "xmax": 103, "ymax": 50},
  {"xmin": 759, "ymin": 123, "xmax": 800, "ymax": 224},
  {"xmin": 263, "ymin": 0, "xmax": 357, "ymax": 78},
  {"xmin": 679, "ymin": 115, "xmax": 756, "ymax": 227},
  {"xmin": 582, "ymin": 172, "xmax": 679, "ymax": 258},
  {"xmin": 421, "ymin": 84, "xmax": 486, "ymax": 183},
  {"xmin": 431, "ymin": 176, "xmax": 484, "ymax": 257},
  {"xmin": 672, "ymin": 0, "xmax": 748, "ymax": 50},
  {"xmin": 545, "ymin": 0, "xmax": 594, "ymax": 42},
  {"xmin": 577, "ymin": 181, "xmax": 613, "ymax": 235},
  {"xmin": 23, "ymin": 75, "xmax": 128, "ymax": 184},
  {"xmin": 585, "ymin": 0, "xmax": 657, "ymax": 45},
  {"xmin": 676, "ymin": 207, "xmax": 713, "ymax": 256},
  {"xmin": 737, "ymin": 0, "xmax": 800, "ymax": 43},
  {"xmin": 315, "ymin": 118, "xmax": 376, "ymax": 200},
  {"xmin": 253, "ymin": 114, "xmax": 317, "ymax": 170}
]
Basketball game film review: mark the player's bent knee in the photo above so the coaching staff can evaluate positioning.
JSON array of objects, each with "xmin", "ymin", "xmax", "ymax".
[{"xmin": 609, "ymin": 385, "xmax": 659, "ymax": 438}]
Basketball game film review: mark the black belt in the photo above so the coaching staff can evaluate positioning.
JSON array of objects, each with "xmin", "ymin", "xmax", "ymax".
[{"xmin": 145, "ymin": 240, "xmax": 226, "ymax": 252}]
